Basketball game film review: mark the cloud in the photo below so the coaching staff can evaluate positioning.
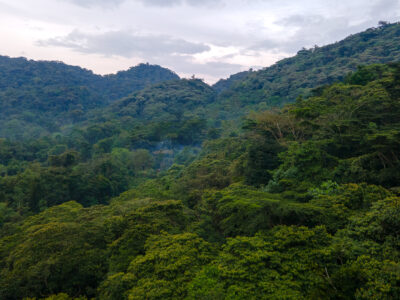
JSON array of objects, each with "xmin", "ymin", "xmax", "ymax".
[
  {"xmin": 145, "ymin": 53, "xmax": 244, "ymax": 82},
  {"xmin": 136, "ymin": 0, "xmax": 180, "ymax": 6},
  {"xmin": 37, "ymin": 30, "xmax": 210, "ymax": 58},
  {"xmin": 278, "ymin": 14, "xmax": 325, "ymax": 27},
  {"xmin": 186, "ymin": 61, "xmax": 245, "ymax": 82},
  {"xmin": 60, "ymin": 0, "xmax": 125, "ymax": 8},
  {"xmin": 6, "ymin": 0, "xmax": 400, "ymax": 83},
  {"xmin": 250, "ymin": 14, "xmax": 374, "ymax": 54},
  {"xmin": 370, "ymin": 0, "xmax": 400, "ymax": 19},
  {"xmin": 35, "ymin": 29, "xmax": 242, "ymax": 82},
  {"xmin": 177, "ymin": 59, "xmax": 244, "ymax": 76},
  {"xmin": 138, "ymin": 0, "xmax": 222, "ymax": 7},
  {"xmin": 60, "ymin": 0, "xmax": 222, "ymax": 8}
]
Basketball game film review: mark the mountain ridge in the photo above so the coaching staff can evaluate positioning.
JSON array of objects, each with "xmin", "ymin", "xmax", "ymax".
[
  {"xmin": 213, "ymin": 21, "xmax": 400, "ymax": 118},
  {"xmin": 0, "ymin": 56, "xmax": 179, "ymax": 139},
  {"xmin": 1, "ymin": 21, "xmax": 400, "ymax": 300}
]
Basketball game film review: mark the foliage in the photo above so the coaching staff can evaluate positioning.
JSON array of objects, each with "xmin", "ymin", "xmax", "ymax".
[
  {"xmin": 1, "ymin": 23, "xmax": 400, "ymax": 300},
  {"xmin": 0, "ymin": 57, "xmax": 178, "ymax": 139},
  {"xmin": 263, "ymin": 63, "xmax": 400, "ymax": 190},
  {"xmin": 215, "ymin": 22, "xmax": 400, "ymax": 118}
]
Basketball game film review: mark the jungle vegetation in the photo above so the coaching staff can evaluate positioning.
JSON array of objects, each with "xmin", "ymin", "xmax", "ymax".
[{"xmin": 0, "ymin": 22, "xmax": 400, "ymax": 299}]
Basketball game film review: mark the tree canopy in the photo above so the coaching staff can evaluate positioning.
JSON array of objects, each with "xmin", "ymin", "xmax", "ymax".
[{"xmin": 1, "ymin": 22, "xmax": 400, "ymax": 299}]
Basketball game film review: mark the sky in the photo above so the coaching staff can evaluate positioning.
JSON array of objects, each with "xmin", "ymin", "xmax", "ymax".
[{"xmin": 0, "ymin": 0, "xmax": 399, "ymax": 83}]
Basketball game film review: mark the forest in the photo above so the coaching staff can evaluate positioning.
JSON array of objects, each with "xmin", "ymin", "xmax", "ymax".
[{"xmin": 0, "ymin": 22, "xmax": 400, "ymax": 299}]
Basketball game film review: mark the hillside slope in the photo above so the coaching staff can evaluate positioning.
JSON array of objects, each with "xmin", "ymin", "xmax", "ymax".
[
  {"xmin": 83, "ymin": 78, "xmax": 217, "ymax": 149},
  {"xmin": 0, "ymin": 56, "xmax": 178, "ymax": 139},
  {"xmin": 215, "ymin": 22, "xmax": 400, "ymax": 117},
  {"xmin": 1, "ymin": 63, "xmax": 400, "ymax": 300}
]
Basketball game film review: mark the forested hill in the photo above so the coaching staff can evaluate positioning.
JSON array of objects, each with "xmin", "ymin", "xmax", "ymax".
[
  {"xmin": 0, "ymin": 56, "xmax": 178, "ymax": 139},
  {"xmin": 1, "ymin": 17, "xmax": 400, "ymax": 299},
  {"xmin": 212, "ymin": 70, "xmax": 249, "ymax": 93},
  {"xmin": 215, "ymin": 21, "xmax": 400, "ymax": 116},
  {"xmin": 1, "ymin": 63, "xmax": 400, "ymax": 300},
  {"xmin": 108, "ymin": 78, "xmax": 215, "ymax": 122},
  {"xmin": 77, "ymin": 79, "xmax": 217, "ymax": 153},
  {"xmin": 2, "ymin": 22, "xmax": 400, "ymax": 140},
  {"xmin": 72, "ymin": 22, "xmax": 400, "ymax": 149},
  {"xmin": 100, "ymin": 63, "xmax": 180, "ymax": 100}
]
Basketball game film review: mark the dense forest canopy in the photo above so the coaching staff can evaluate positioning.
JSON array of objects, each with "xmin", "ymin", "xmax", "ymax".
[
  {"xmin": 1, "ymin": 22, "xmax": 400, "ymax": 299},
  {"xmin": 213, "ymin": 21, "xmax": 400, "ymax": 118},
  {"xmin": 0, "ymin": 57, "xmax": 178, "ymax": 139}
]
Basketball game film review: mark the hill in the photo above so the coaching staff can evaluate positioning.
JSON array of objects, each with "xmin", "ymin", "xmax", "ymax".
[
  {"xmin": 1, "ymin": 63, "xmax": 400, "ymax": 299},
  {"xmin": 215, "ymin": 22, "xmax": 400, "ymax": 117},
  {"xmin": 73, "ymin": 78, "xmax": 217, "ymax": 154},
  {"xmin": 108, "ymin": 78, "xmax": 215, "ymax": 122},
  {"xmin": 0, "ymin": 56, "xmax": 178, "ymax": 139},
  {"xmin": 2, "ymin": 22, "xmax": 400, "ymax": 140},
  {"xmin": 212, "ymin": 70, "xmax": 249, "ymax": 93},
  {"xmin": 1, "ymin": 19, "xmax": 400, "ymax": 299}
]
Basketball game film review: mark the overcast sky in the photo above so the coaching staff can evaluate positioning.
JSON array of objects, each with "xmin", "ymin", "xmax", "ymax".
[{"xmin": 0, "ymin": 0, "xmax": 399, "ymax": 83}]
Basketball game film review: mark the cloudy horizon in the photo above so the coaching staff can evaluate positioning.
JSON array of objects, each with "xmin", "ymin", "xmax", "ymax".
[{"xmin": 0, "ymin": 0, "xmax": 399, "ymax": 83}]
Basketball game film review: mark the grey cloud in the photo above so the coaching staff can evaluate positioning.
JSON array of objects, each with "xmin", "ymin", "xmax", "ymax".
[
  {"xmin": 178, "ymin": 60, "xmax": 243, "ymax": 76},
  {"xmin": 251, "ymin": 14, "xmax": 373, "ymax": 54},
  {"xmin": 137, "ymin": 0, "xmax": 180, "ymax": 6},
  {"xmin": 36, "ymin": 29, "xmax": 241, "ymax": 82},
  {"xmin": 272, "ymin": 1, "xmax": 400, "ymax": 54},
  {"xmin": 37, "ymin": 30, "xmax": 210, "ymax": 57},
  {"xmin": 137, "ymin": 0, "xmax": 222, "ymax": 7},
  {"xmin": 277, "ymin": 14, "xmax": 325, "ymax": 27},
  {"xmin": 188, "ymin": 61, "xmax": 245, "ymax": 82},
  {"xmin": 147, "ymin": 54, "xmax": 244, "ymax": 82},
  {"xmin": 61, "ymin": 0, "xmax": 221, "ymax": 7},
  {"xmin": 60, "ymin": 0, "xmax": 125, "ymax": 7},
  {"xmin": 250, "ymin": 39, "xmax": 279, "ymax": 51},
  {"xmin": 370, "ymin": 0, "xmax": 400, "ymax": 19}
]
